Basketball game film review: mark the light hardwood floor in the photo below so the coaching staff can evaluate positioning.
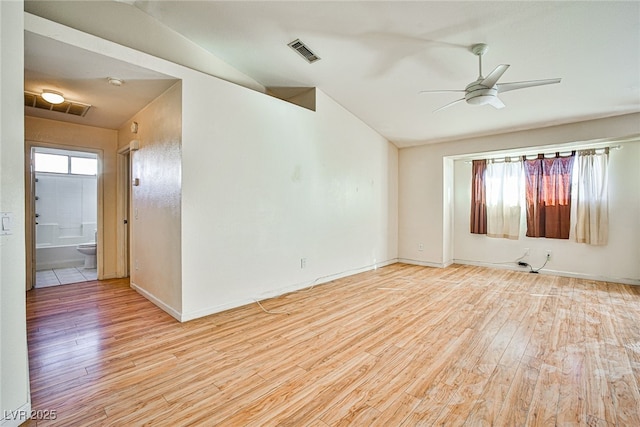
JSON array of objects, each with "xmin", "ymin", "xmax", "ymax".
[{"xmin": 24, "ymin": 263, "xmax": 640, "ymax": 426}]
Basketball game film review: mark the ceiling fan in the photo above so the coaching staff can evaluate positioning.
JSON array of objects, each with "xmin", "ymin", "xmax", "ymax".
[{"xmin": 420, "ymin": 43, "xmax": 561, "ymax": 112}]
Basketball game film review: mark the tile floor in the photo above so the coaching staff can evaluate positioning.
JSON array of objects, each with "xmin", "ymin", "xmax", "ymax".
[{"xmin": 35, "ymin": 267, "xmax": 98, "ymax": 288}]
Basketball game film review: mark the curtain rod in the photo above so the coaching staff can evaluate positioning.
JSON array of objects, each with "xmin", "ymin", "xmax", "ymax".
[{"xmin": 463, "ymin": 144, "xmax": 622, "ymax": 163}]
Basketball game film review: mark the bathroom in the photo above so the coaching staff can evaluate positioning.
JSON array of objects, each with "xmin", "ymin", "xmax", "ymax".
[{"xmin": 34, "ymin": 147, "xmax": 98, "ymax": 287}]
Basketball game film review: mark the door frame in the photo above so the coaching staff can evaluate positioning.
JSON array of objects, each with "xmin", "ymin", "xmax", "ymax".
[{"xmin": 116, "ymin": 145, "xmax": 131, "ymax": 278}]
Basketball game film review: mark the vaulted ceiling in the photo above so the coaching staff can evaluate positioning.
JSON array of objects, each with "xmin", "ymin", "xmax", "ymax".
[{"xmin": 24, "ymin": 1, "xmax": 640, "ymax": 147}]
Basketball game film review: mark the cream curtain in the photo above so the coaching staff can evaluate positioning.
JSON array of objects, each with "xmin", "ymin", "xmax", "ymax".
[
  {"xmin": 576, "ymin": 148, "xmax": 609, "ymax": 245},
  {"xmin": 485, "ymin": 159, "xmax": 523, "ymax": 239}
]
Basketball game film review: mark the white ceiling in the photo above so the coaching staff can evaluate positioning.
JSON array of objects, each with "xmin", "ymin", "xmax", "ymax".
[{"xmin": 24, "ymin": 1, "xmax": 640, "ymax": 147}]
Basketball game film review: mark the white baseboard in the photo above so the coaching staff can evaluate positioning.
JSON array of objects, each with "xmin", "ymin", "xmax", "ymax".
[
  {"xmin": 2, "ymin": 401, "xmax": 31, "ymax": 427},
  {"xmin": 536, "ymin": 268, "xmax": 640, "ymax": 286},
  {"xmin": 181, "ymin": 298, "xmax": 260, "ymax": 322},
  {"xmin": 453, "ymin": 259, "xmax": 640, "ymax": 286},
  {"xmin": 397, "ymin": 258, "xmax": 447, "ymax": 268},
  {"xmin": 180, "ymin": 258, "xmax": 399, "ymax": 322},
  {"xmin": 130, "ymin": 281, "xmax": 183, "ymax": 321}
]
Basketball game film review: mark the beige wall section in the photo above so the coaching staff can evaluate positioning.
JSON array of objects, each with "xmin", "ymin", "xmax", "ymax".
[
  {"xmin": 25, "ymin": 117, "xmax": 119, "ymax": 282},
  {"xmin": 1, "ymin": 0, "xmax": 31, "ymax": 423},
  {"xmin": 118, "ymin": 82, "xmax": 182, "ymax": 318}
]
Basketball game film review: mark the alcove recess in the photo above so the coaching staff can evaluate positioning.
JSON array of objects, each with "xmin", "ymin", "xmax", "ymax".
[{"xmin": 266, "ymin": 87, "xmax": 316, "ymax": 111}]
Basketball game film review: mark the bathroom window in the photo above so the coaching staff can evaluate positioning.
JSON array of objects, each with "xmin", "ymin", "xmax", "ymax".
[
  {"xmin": 35, "ymin": 153, "xmax": 97, "ymax": 176},
  {"xmin": 70, "ymin": 157, "xmax": 97, "ymax": 175},
  {"xmin": 34, "ymin": 153, "xmax": 68, "ymax": 174}
]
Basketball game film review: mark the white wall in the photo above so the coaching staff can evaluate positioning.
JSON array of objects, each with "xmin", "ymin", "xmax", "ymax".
[
  {"xmin": 181, "ymin": 81, "xmax": 398, "ymax": 320},
  {"xmin": 1, "ymin": 1, "xmax": 30, "ymax": 424},
  {"xmin": 399, "ymin": 113, "xmax": 640, "ymax": 283}
]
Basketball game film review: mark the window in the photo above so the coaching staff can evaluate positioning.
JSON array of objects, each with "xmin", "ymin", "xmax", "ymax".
[
  {"xmin": 470, "ymin": 149, "xmax": 609, "ymax": 245},
  {"xmin": 524, "ymin": 154, "xmax": 575, "ymax": 239},
  {"xmin": 34, "ymin": 152, "xmax": 97, "ymax": 176},
  {"xmin": 70, "ymin": 157, "xmax": 98, "ymax": 175},
  {"xmin": 34, "ymin": 153, "xmax": 68, "ymax": 174}
]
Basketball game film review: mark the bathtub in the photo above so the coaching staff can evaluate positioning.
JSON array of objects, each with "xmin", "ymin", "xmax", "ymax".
[
  {"xmin": 36, "ymin": 243, "xmax": 85, "ymax": 271},
  {"xmin": 35, "ymin": 222, "xmax": 96, "ymax": 270}
]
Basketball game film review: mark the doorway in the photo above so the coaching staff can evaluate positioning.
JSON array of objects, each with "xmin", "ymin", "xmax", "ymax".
[
  {"xmin": 117, "ymin": 146, "xmax": 131, "ymax": 278},
  {"xmin": 31, "ymin": 147, "xmax": 99, "ymax": 287}
]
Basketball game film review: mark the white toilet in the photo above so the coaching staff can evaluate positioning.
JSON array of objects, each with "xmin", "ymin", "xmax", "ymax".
[
  {"xmin": 77, "ymin": 231, "xmax": 97, "ymax": 269},
  {"xmin": 77, "ymin": 243, "xmax": 96, "ymax": 269}
]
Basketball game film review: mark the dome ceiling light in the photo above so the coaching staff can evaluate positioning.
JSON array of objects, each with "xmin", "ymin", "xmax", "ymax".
[
  {"xmin": 25, "ymin": 91, "xmax": 91, "ymax": 117},
  {"xmin": 41, "ymin": 90, "xmax": 65, "ymax": 105}
]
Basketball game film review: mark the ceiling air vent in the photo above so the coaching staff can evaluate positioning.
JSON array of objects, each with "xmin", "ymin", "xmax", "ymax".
[
  {"xmin": 24, "ymin": 91, "xmax": 92, "ymax": 117},
  {"xmin": 288, "ymin": 39, "xmax": 321, "ymax": 64}
]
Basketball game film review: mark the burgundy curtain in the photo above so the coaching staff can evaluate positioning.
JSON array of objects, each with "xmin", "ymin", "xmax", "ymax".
[
  {"xmin": 524, "ymin": 153, "xmax": 575, "ymax": 239},
  {"xmin": 470, "ymin": 159, "xmax": 487, "ymax": 234}
]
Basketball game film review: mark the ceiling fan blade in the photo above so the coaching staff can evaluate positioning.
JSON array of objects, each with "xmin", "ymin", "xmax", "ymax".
[
  {"xmin": 480, "ymin": 64, "xmax": 510, "ymax": 88},
  {"xmin": 419, "ymin": 90, "xmax": 465, "ymax": 94},
  {"xmin": 433, "ymin": 98, "xmax": 465, "ymax": 112},
  {"xmin": 487, "ymin": 96, "xmax": 505, "ymax": 109},
  {"xmin": 497, "ymin": 78, "xmax": 561, "ymax": 93}
]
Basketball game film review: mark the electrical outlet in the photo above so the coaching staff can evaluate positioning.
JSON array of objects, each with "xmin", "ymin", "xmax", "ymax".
[
  {"xmin": 300, "ymin": 258, "xmax": 306, "ymax": 269},
  {"xmin": 418, "ymin": 243, "xmax": 424, "ymax": 251},
  {"xmin": 546, "ymin": 250, "xmax": 552, "ymax": 260}
]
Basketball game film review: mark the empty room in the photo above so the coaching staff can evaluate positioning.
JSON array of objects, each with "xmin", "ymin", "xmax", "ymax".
[{"xmin": 1, "ymin": 1, "xmax": 639, "ymax": 426}]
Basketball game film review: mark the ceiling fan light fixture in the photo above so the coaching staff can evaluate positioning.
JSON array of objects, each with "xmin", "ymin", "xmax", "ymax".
[
  {"xmin": 467, "ymin": 96, "xmax": 492, "ymax": 106},
  {"xmin": 420, "ymin": 42, "xmax": 561, "ymax": 112},
  {"xmin": 41, "ymin": 90, "xmax": 65, "ymax": 105},
  {"xmin": 465, "ymin": 86, "xmax": 498, "ymax": 105},
  {"xmin": 107, "ymin": 77, "xmax": 124, "ymax": 86}
]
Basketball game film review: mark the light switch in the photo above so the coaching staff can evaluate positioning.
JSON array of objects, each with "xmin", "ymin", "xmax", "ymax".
[{"xmin": 1, "ymin": 212, "xmax": 12, "ymax": 235}]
